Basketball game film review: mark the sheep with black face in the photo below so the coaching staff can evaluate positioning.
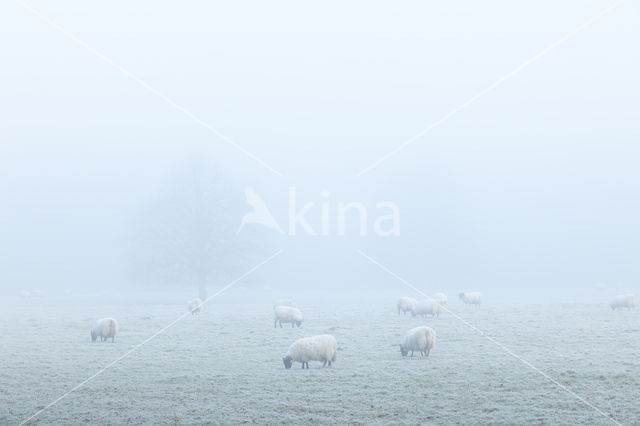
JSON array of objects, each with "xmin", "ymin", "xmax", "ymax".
[
  {"xmin": 282, "ymin": 334, "xmax": 337, "ymax": 369},
  {"xmin": 274, "ymin": 305, "xmax": 303, "ymax": 328}
]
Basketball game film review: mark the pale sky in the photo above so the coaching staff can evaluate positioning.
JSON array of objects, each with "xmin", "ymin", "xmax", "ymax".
[{"xmin": 1, "ymin": 0, "xmax": 638, "ymax": 301}]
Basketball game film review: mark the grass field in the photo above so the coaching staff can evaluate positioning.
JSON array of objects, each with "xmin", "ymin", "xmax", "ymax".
[{"xmin": 1, "ymin": 296, "xmax": 638, "ymax": 425}]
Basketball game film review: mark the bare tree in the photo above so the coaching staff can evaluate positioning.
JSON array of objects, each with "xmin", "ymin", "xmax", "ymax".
[{"xmin": 130, "ymin": 158, "xmax": 267, "ymax": 300}]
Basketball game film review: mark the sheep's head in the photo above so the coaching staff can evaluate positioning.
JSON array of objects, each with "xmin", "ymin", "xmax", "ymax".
[
  {"xmin": 283, "ymin": 356, "xmax": 293, "ymax": 369},
  {"xmin": 458, "ymin": 293, "xmax": 465, "ymax": 299},
  {"xmin": 400, "ymin": 346, "xmax": 408, "ymax": 357},
  {"xmin": 295, "ymin": 320, "xmax": 302, "ymax": 328}
]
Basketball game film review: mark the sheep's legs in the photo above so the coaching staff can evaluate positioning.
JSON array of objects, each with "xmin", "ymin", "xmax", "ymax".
[{"xmin": 323, "ymin": 360, "xmax": 327, "ymax": 367}]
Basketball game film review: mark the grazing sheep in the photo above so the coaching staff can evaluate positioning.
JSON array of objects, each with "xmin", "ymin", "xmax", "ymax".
[
  {"xmin": 411, "ymin": 299, "xmax": 441, "ymax": 318},
  {"xmin": 459, "ymin": 291, "xmax": 482, "ymax": 306},
  {"xmin": 433, "ymin": 292, "xmax": 448, "ymax": 305},
  {"xmin": 397, "ymin": 297, "xmax": 417, "ymax": 315},
  {"xmin": 274, "ymin": 305, "xmax": 303, "ymax": 328},
  {"xmin": 400, "ymin": 326, "xmax": 436, "ymax": 357},
  {"xmin": 20, "ymin": 289, "xmax": 45, "ymax": 298},
  {"xmin": 610, "ymin": 294, "xmax": 636, "ymax": 310},
  {"xmin": 188, "ymin": 298, "xmax": 203, "ymax": 315},
  {"xmin": 283, "ymin": 334, "xmax": 337, "ymax": 369},
  {"xmin": 91, "ymin": 318, "xmax": 118, "ymax": 342}
]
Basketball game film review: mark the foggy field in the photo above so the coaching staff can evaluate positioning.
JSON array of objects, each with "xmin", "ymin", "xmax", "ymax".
[
  {"xmin": 2, "ymin": 0, "xmax": 639, "ymax": 424},
  {"xmin": 2, "ymin": 297, "xmax": 638, "ymax": 425}
]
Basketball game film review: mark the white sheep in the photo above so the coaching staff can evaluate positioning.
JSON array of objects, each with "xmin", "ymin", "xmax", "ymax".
[
  {"xmin": 610, "ymin": 294, "xmax": 635, "ymax": 310},
  {"xmin": 283, "ymin": 334, "xmax": 337, "ymax": 369},
  {"xmin": 400, "ymin": 326, "xmax": 436, "ymax": 357},
  {"xmin": 91, "ymin": 318, "xmax": 118, "ymax": 342},
  {"xmin": 459, "ymin": 291, "xmax": 482, "ymax": 306},
  {"xmin": 433, "ymin": 292, "xmax": 448, "ymax": 305},
  {"xmin": 274, "ymin": 305, "xmax": 303, "ymax": 328},
  {"xmin": 20, "ymin": 289, "xmax": 44, "ymax": 298},
  {"xmin": 411, "ymin": 299, "xmax": 442, "ymax": 318},
  {"xmin": 397, "ymin": 296, "xmax": 417, "ymax": 315},
  {"xmin": 188, "ymin": 298, "xmax": 203, "ymax": 315}
]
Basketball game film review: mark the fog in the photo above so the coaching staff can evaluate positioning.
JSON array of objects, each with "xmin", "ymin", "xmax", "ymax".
[
  {"xmin": 2, "ymin": 0, "xmax": 638, "ymax": 304},
  {"xmin": 1, "ymin": 1, "xmax": 639, "ymax": 424}
]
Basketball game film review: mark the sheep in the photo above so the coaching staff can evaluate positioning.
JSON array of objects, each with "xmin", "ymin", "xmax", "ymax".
[
  {"xmin": 433, "ymin": 292, "xmax": 448, "ymax": 305},
  {"xmin": 274, "ymin": 305, "xmax": 303, "ymax": 328},
  {"xmin": 20, "ymin": 289, "xmax": 44, "ymax": 298},
  {"xmin": 188, "ymin": 298, "xmax": 203, "ymax": 315},
  {"xmin": 400, "ymin": 326, "xmax": 436, "ymax": 357},
  {"xmin": 411, "ymin": 299, "xmax": 441, "ymax": 318},
  {"xmin": 459, "ymin": 291, "xmax": 482, "ymax": 306},
  {"xmin": 91, "ymin": 318, "xmax": 118, "ymax": 342},
  {"xmin": 397, "ymin": 297, "xmax": 417, "ymax": 315},
  {"xmin": 610, "ymin": 294, "xmax": 635, "ymax": 310},
  {"xmin": 283, "ymin": 334, "xmax": 337, "ymax": 369}
]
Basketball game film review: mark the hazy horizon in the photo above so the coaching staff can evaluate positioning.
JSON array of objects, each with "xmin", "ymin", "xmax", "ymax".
[{"xmin": 3, "ymin": 2, "xmax": 638, "ymax": 303}]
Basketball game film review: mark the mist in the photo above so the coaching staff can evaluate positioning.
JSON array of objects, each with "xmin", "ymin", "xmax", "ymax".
[{"xmin": 1, "ymin": 1, "xmax": 639, "ymax": 424}]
